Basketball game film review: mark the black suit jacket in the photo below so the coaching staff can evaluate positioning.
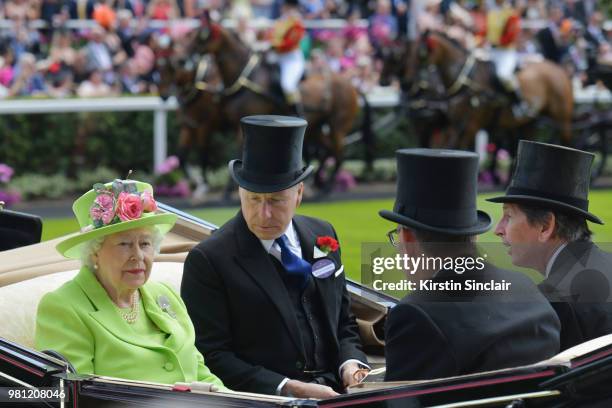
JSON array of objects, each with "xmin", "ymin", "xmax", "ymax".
[
  {"xmin": 539, "ymin": 242, "xmax": 612, "ymax": 350},
  {"xmin": 181, "ymin": 212, "xmax": 366, "ymax": 394},
  {"xmin": 536, "ymin": 27, "xmax": 565, "ymax": 64},
  {"xmin": 385, "ymin": 264, "xmax": 560, "ymax": 381}
]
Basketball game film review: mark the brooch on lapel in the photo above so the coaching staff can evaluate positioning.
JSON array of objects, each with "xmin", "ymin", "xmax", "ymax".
[
  {"xmin": 312, "ymin": 236, "xmax": 340, "ymax": 278},
  {"xmin": 157, "ymin": 295, "xmax": 177, "ymax": 319}
]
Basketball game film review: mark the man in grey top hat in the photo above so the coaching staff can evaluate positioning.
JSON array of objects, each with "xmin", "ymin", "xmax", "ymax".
[
  {"xmin": 489, "ymin": 140, "xmax": 612, "ymax": 350},
  {"xmin": 380, "ymin": 148, "xmax": 560, "ymax": 381},
  {"xmin": 181, "ymin": 115, "xmax": 368, "ymax": 398}
]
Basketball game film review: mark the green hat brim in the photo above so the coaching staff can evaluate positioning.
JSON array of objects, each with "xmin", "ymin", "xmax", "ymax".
[{"xmin": 56, "ymin": 213, "xmax": 177, "ymax": 259}]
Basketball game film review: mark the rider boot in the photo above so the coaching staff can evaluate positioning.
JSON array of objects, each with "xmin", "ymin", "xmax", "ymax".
[
  {"xmin": 509, "ymin": 88, "xmax": 533, "ymax": 119},
  {"xmin": 502, "ymin": 77, "xmax": 534, "ymax": 119},
  {"xmin": 286, "ymin": 90, "xmax": 305, "ymax": 117}
]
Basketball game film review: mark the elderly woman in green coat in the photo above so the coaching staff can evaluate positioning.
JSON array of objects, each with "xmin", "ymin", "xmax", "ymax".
[{"xmin": 35, "ymin": 179, "xmax": 226, "ymax": 388}]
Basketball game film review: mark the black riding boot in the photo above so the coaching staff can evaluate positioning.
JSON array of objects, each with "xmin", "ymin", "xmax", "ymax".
[
  {"xmin": 289, "ymin": 102, "xmax": 305, "ymax": 117},
  {"xmin": 508, "ymin": 88, "xmax": 533, "ymax": 119},
  {"xmin": 286, "ymin": 90, "xmax": 305, "ymax": 117}
]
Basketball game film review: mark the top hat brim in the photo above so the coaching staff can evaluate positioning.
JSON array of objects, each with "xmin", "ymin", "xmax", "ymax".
[
  {"xmin": 379, "ymin": 209, "xmax": 492, "ymax": 236},
  {"xmin": 56, "ymin": 213, "xmax": 177, "ymax": 260},
  {"xmin": 229, "ymin": 160, "xmax": 314, "ymax": 193},
  {"xmin": 486, "ymin": 195, "xmax": 603, "ymax": 225}
]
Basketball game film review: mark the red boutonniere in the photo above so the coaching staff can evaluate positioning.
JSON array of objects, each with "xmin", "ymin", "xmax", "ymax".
[{"xmin": 316, "ymin": 236, "xmax": 339, "ymax": 254}]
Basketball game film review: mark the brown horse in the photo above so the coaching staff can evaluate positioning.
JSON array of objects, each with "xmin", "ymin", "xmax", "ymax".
[
  {"xmin": 155, "ymin": 36, "xmax": 227, "ymax": 198},
  {"xmin": 382, "ymin": 32, "xmax": 574, "ymax": 182},
  {"xmin": 188, "ymin": 14, "xmax": 373, "ymax": 191},
  {"xmin": 379, "ymin": 41, "xmax": 457, "ymax": 148}
]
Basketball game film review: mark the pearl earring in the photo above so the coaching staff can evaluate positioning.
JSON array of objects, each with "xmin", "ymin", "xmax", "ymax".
[{"xmin": 94, "ymin": 263, "xmax": 99, "ymax": 270}]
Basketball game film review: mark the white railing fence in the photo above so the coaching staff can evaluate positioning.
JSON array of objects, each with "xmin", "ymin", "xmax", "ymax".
[{"xmin": 0, "ymin": 86, "xmax": 609, "ymax": 170}]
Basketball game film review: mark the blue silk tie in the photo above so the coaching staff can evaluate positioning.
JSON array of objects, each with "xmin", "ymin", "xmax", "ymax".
[{"xmin": 275, "ymin": 234, "xmax": 311, "ymax": 289}]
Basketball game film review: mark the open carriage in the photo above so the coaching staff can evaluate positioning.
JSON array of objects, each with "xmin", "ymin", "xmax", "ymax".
[{"xmin": 1, "ymin": 205, "xmax": 612, "ymax": 407}]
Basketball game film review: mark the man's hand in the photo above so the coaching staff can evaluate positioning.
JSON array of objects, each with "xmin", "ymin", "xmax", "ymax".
[
  {"xmin": 281, "ymin": 379, "xmax": 339, "ymax": 399},
  {"xmin": 341, "ymin": 362, "xmax": 369, "ymax": 389}
]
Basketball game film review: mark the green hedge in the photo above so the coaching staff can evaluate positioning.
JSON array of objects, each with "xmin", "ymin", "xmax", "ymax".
[
  {"xmin": 0, "ymin": 108, "xmax": 415, "ymax": 178},
  {"xmin": 0, "ymin": 111, "xmax": 182, "ymax": 176}
]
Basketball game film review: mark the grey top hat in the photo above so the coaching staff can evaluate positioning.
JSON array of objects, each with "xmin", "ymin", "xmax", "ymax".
[
  {"xmin": 487, "ymin": 141, "xmax": 603, "ymax": 224},
  {"xmin": 380, "ymin": 148, "xmax": 492, "ymax": 235},
  {"xmin": 229, "ymin": 115, "xmax": 313, "ymax": 193}
]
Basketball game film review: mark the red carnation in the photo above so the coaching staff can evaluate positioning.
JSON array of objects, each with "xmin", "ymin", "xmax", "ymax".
[{"xmin": 316, "ymin": 236, "xmax": 339, "ymax": 253}]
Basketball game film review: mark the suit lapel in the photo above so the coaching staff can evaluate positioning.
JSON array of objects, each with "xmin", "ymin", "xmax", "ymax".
[
  {"xmin": 75, "ymin": 268, "xmax": 168, "ymax": 351},
  {"xmin": 293, "ymin": 217, "xmax": 338, "ymax": 338},
  {"xmin": 233, "ymin": 212, "xmax": 305, "ymax": 356},
  {"xmin": 546, "ymin": 242, "xmax": 592, "ymax": 289}
]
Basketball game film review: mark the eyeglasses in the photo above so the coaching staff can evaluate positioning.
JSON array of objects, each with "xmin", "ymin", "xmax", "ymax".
[{"xmin": 387, "ymin": 228, "xmax": 400, "ymax": 247}]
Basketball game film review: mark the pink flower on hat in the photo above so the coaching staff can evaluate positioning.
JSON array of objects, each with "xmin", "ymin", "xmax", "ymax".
[
  {"xmin": 116, "ymin": 192, "xmax": 143, "ymax": 221},
  {"xmin": 90, "ymin": 192, "xmax": 115, "ymax": 226},
  {"xmin": 141, "ymin": 190, "xmax": 158, "ymax": 213}
]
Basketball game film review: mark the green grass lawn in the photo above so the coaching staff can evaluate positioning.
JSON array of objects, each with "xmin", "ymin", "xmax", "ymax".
[{"xmin": 42, "ymin": 190, "xmax": 612, "ymax": 282}]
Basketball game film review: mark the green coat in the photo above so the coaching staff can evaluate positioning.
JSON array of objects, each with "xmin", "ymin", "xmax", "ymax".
[{"xmin": 35, "ymin": 267, "xmax": 225, "ymax": 388}]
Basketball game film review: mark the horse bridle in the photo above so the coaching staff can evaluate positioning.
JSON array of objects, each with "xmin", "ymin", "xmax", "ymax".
[
  {"xmin": 171, "ymin": 55, "xmax": 222, "ymax": 107},
  {"xmin": 419, "ymin": 31, "xmax": 483, "ymax": 98},
  {"xmin": 446, "ymin": 52, "xmax": 480, "ymax": 96},
  {"xmin": 160, "ymin": 54, "xmax": 222, "ymax": 128},
  {"xmin": 192, "ymin": 55, "xmax": 222, "ymax": 94}
]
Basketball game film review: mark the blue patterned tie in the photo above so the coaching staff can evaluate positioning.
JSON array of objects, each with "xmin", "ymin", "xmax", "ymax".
[{"xmin": 275, "ymin": 234, "xmax": 311, "ymax": 289}]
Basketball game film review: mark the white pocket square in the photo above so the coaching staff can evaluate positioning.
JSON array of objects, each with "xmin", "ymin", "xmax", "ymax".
[
  {"xmin": 313, "ymin": 246, "xmax": 328, "ymax": 259},
  {"xmin": 334, "ymin": 265, "xmax": 344, "ymax": 277}
]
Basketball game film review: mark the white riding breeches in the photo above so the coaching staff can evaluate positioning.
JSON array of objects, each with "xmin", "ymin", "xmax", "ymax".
[
  {"xmin": 278, "ymin": 49, "xmax": 305, "ymax": 94},
  {"xmin": 491, "ymin": 48, "xmax": 518, "ymax": 89}
]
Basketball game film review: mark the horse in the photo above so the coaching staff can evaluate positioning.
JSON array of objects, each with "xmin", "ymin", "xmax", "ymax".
[
  {"xmin": 381, "ymin": 32, "xmax": 574, "ymax": 183},
  {"xmin": 155, "ymin": 36, "xmax": 227, "ymax": 198},
  {"xmin": 188, "ymin": 13, "xmax": 374, "ymax": 192},
  {"xmin": 379, "ymin": 41, "xmax": 456, "ymax": 148}
]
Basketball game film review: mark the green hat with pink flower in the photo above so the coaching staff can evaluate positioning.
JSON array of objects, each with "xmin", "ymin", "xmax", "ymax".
[{"xmin": 56, "ymin": 179, "xmax": 177, "ymax": 259}]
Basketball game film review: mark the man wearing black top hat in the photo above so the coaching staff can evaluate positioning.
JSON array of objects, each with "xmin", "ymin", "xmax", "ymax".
[
  {"xmin": 380, "ymin": 148, "xmax": 560, "ymax": 381},
  {"xmin": 181, "ymin": 115, "xmax": 368, "ymax": 397},
  {"xmin": 489, "ymin": 141, "xmax": 612, "ymax": 350}
]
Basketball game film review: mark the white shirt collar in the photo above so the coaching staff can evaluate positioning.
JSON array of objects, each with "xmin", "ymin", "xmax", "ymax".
[
  {"xmin": 544, "ymin": 242, "xmax": 567, "ymax": 278},
  {"xmin": 259, "ymin": 221, "xmax": 302, "ymax": 260}
]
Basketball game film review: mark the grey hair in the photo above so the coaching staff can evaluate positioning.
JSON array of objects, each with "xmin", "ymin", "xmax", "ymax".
[
  {"xmin": 81, "ymin": 236, "xmax": 106, "ymax": 269},
  {"xmin": 517, "ymin": 204, "xmax": 592, "ymax": 243},
  {"xmin": 79, "ymin": 227, "xmax": 165, "ymax": 269}
]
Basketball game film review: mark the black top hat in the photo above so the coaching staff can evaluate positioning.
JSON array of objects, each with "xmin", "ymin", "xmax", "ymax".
[
  {"xmin": 380, "ymin": 149, "xmax": 491, "ymax": 235},
  {"xmin": 229, "ymin": 115, "xmax": 313, "ymax": 193},
  {"xmin": 487, "ymin": 141, "xmax": 602, "ymax": 224}
]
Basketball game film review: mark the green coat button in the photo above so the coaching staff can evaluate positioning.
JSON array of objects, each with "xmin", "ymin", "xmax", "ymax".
[
  {"xmin": 164, "ymin": 362, "xmax": 174, "ymax": 371},
  {"xmin": 296, "ymin": 361, "xmax": 303, "ymax": 370}
]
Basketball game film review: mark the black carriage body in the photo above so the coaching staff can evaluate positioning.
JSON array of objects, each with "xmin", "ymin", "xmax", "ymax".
[
  {"xmin": 2, "ymin": 205, "xmax": 612, "ymax": 407},
  {"xmin": 3, "ymin": 336, "xmax": 612, "ymax": 408}
]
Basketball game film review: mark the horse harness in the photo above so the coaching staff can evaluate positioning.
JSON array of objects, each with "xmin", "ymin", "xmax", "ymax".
[
  {"xmin": 218, "ymin": 53, "xmax": 267, "ymax": 97},
  {"xmin": 177, "ymin": 55, "xmax": 222, "ymax": 107},
  {"xmin": 406, "ymin": 52, "xmax": 485, "ymax": 139},
  {"xmin": 447, "ymin": 53, "xmax": 480, "ymax": 96},
  {"xmin": 404, "ymin": 53, "xmax": 482, "ymax": 113},
  {"xmin": 170, "ymin": 55, "xmax": 223, "ymax": 129},
  {"xmin": 179, "ymin": 51, "xmax": 327, "ymax": 120}
]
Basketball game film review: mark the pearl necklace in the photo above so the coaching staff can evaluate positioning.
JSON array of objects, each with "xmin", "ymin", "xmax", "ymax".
[{"xmin": 118, "ymin": 291, "xmax": 139, "ymax": 324}]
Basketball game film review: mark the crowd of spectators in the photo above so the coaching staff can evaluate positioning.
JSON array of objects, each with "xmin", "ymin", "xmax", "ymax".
[{"xmin": 0, "ymin": 0, "xmax": 609, "ymax": 98}]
